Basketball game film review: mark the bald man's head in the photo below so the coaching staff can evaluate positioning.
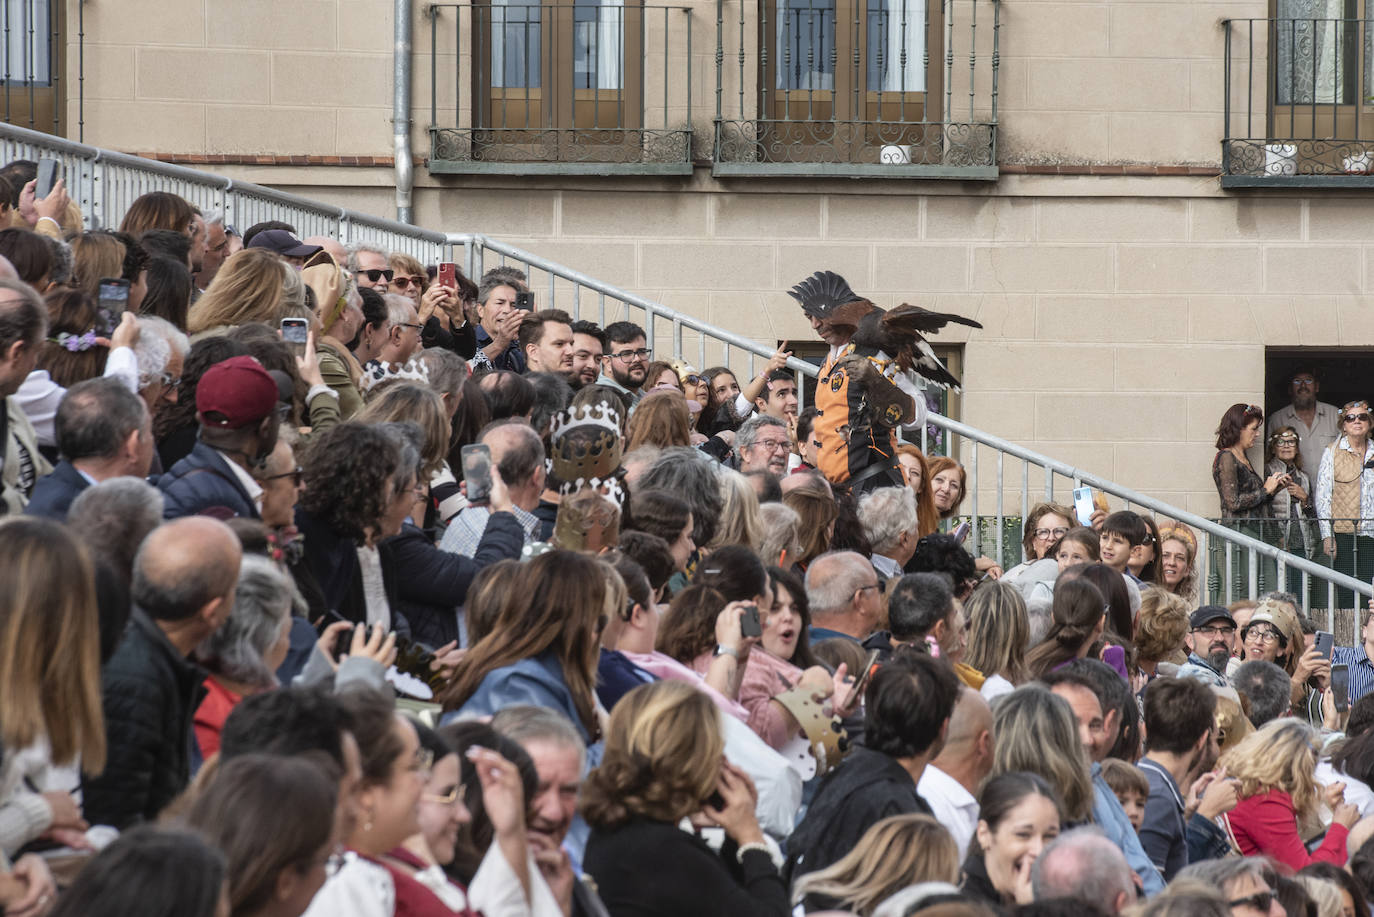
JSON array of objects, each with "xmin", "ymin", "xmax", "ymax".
[
  {"xmin": 0, "ymin": 254, "xmax": 18, "ymax": 282},
  {"xmin": 132, "ymin": 517, "xmax": 242, "ymax": 622},
  {"xmin": 944, "ymin": 686, "xmax": 993, "ymax": 750}
]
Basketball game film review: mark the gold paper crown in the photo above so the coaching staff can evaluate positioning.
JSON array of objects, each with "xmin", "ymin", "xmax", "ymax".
[{"xmin": 550, "ymin": 402, "xmax": 623, "ymax": 493}]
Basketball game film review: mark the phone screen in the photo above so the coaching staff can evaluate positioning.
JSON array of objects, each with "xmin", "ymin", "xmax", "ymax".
[
  {"xmin": 280, "ymin": 318, "xmax": 309, "ymax": 358},
  {"xmin": 461, "ymin": 444, "xmax": 493, "ymax": 504},
  {"xmin": 1073, "ymin": 486, "xmax": 1095, "ymax": 526},
  {"xmin": 95, "ymin": 278, "xmax": 130, "ymax": 337},
  {"xmin": 1333, "ymin": 664, "xmax": 1350, "ymax": 713}
]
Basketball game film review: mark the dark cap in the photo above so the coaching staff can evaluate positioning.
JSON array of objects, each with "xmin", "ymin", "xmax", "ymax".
[
  {"xmin": 197, "ymin": 356, "xmax": 279, "ymax": 429},
  {"xmin": 1190, "ymin": 605, "xmax": 1236, "ymax": 630},
  {"xmin": 245, "ymin": 229, "xmax": 323, "ymax": 260}
]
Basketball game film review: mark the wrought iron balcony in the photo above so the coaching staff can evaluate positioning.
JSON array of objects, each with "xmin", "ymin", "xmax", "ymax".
[
  {"xmin": 712, "ymin": 0, "xmax": 999, "ymax": 178},
  {"xmin": 1223, "ymin": 16, "xmax": 1374, "ymax": 187},
  {"xmin": 426, "ymin": 2, "xmax": 694, "ymax": 175}
]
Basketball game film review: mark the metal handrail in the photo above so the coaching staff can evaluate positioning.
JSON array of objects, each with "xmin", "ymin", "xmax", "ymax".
[{"xmin": 3, "ymin": 119, "xmax": 1363, "ymax": 616}]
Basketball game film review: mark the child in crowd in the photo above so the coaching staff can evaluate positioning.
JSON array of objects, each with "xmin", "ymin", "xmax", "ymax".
[
  {"xmin": 1100, "ymin": 511, "xmax": 1148, "ymax": 584},
  {"xmin": 1101, "ymin": 758, "xmax": 1150, "ymax": 833}
]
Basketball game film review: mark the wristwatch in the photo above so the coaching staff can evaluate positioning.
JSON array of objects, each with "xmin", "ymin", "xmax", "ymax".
[{"xmin": 713, "ymin": 644, "xmax": 739, "ymax": 659}]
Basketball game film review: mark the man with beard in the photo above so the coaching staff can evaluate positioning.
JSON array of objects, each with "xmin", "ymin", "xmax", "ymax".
[
  {"xmin": 1266, "ymin": 367, "xmax": 1340, "ymax": 475},
  {"xmin": 596, "ymin": 321, "xmax": 649, "ymax": 404},
  {"xmin": 568, "ymin": 320, "xmax": 605, "ymax": 389},
  {"xmin": 1137, "ymin": 677, "xmax": 1236, "ymax": 880},
  {"xmin": 1185, "ymin": 606, "xmax": 1238, "ymax": 685}
]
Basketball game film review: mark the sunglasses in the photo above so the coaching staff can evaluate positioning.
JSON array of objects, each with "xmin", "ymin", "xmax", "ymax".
[
  {"xmin": 1345, "ymin": 413, "xmax": 1372, "ymax": 424},
  {"xmin": 391, "ymin": 275, "xmax": 425, "ymax": 290},
  {"xmin": 683, "ymin": 374, "xmax": 703, "ymax": 385},
  {"xmin": 355, "ymin": 268, "xmax": 395, "ymax": 283},
  {"xmin": 1228, "ymin": 890, "xmax": 1275, "ymax": 912}
]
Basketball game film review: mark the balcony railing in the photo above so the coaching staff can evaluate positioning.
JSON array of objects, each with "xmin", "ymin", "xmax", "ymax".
[
  {"xmin": 1223, "ymin": 17, "xmax": 1374, "ymax": 187},
  {"xmin": 712, "ymin": 0, "xmax": 999, "ymax": 178},
  {"xmin": 426, "ymin": 2, "xmax": 694, "ymax": 175}
]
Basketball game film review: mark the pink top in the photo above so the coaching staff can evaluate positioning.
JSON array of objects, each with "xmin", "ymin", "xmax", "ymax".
[
  {"xmin": 621, "ymin": 650, "xmax": 750, "ymax": 722},
  {"xmin": 1226, "ymin": 788, "xmax": 1349, "ymax": 871},
  {"xmin": 690, "ymin": 649, "xmax": 803, "ymax": 750}
]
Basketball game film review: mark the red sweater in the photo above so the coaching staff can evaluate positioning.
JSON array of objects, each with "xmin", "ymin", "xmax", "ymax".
[{"xmin": 1226, "ymin": 788, "xmax": 1348, "ymax": 870}]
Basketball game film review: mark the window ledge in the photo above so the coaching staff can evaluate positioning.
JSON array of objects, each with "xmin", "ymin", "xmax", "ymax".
[{"xmin": 1221, "ymin": 174, "xmax": 1374, "ymax": 189}]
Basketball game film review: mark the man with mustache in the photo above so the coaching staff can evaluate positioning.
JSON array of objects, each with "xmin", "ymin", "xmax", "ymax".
[{"xmin": 1186, "ymin": 606, "xmax": 1238, "ymax": 685}]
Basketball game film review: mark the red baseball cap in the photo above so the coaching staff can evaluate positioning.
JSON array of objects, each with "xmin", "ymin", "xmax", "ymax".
[{"xmin": 196, "ymin": 356, "xmax": 279, "ymax": 429}]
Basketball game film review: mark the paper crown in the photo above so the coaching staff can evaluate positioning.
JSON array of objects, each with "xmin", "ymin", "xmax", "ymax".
[
  {"xmin": 550, "ymin": 402, "xmax": 624, "ymax": 502},
  {"xmin": 360, "ymin": 358, "xmax": 430, "ymax": 394}
]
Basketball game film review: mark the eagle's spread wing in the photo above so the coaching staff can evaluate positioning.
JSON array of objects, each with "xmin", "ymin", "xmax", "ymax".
[
  {"xmin": 786, "ymin": 271, "xmax": 875, "ymax": 328},
  {"xmin": 851, "ymin": 303, "xmax": 983, "ymax": 391}
]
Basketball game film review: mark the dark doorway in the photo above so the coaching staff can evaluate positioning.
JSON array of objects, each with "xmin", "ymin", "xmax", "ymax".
[{"xmin": 1264, "ymin": 348, "xmax": 1374, "ymax": 417}]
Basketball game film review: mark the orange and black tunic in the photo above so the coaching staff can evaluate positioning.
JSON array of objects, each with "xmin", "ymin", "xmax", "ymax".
[{"xmin": 814, "ymin": 347, "xmax": 905, "ymax": 492}]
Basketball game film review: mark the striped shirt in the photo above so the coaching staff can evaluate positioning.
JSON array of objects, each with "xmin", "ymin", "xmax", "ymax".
[{"xmin": 1331, "ymin": 642, "xmax": 1374, "ymax": 708}]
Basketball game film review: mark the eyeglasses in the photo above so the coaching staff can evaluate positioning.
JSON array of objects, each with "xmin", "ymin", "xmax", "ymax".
[
  {"xmin": 1292, "ymin": 378, "xmax": 1316, "ymax": 388},
  {"xmin": 398, "ymin": 322, "xmax": 425, "ymax": 333},
  {"xmin": 1246, "ymin": 626, "xmax": 1281, "ymax": 643},
  {"xmin": 355, "ymin": 268, "xmax": 394, "ymax": 283},
  {"xmin": 856, "ymin": 581, "xmax": 886, "ymax": 597},
  {"xmin": 391, "ymin": 275, "xmax": 425, "ymax": 290},
  {"xmin": 422, "ymin": 785, "xmax": 465, "ymax": 806},
  {"xmin": 1192, "ymin": 625, "xmax": 1235, "ymax": 637},
  {"xmin": 752, "ymin": 438, "xmax": 792, "ymax": 452},
  {"xmin": 410, "ymin": 747, "xmax": 435, "ymax": 774},
  {"xmin": 1033, "ymin": 526, "xmax": 1069, "ymax": 541},
  {"xmin": 609, "ymin": 347, "xmax": 652, "ymax": 362},
  {"xmin": 411, "ymin": 482, "xmax": 428, "ymax": 500},
  {"xmin": 260, "ymin": 466, "xmax": 304, "ymax": 486},
  {"xmin": 159, "ymin": 372, "xmax": 181, "ymax": 389},
  {"xmin": 1345, "ymin": 413, "xmax": 1372, "ymax": 424},
  {"xmin": 1229, "ymin": 889, "xmax": 1275, "ymax": 912}
]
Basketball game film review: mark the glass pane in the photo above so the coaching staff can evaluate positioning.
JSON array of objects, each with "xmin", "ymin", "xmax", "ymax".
[
  {"xmin": 777, "ymin": 0, "xmax": 836, "ymax": 91},
  {"xmin": 866, "ymin": 0, "xmax": 925, "ymax": 92},
  {"xmin": 491, "ymin": 1, "xmax": 541, "ymax": 89},
  {"xmin": 573, "ymin": 0, "xmax": 623, "ymax": 90},
  {"xmin": 1, "ymin": 0, "xmax": 50, "ymax": 87},
  {"xmin": 1273, "ymin": 0, "xmax": 1352, "ymax": 104}
]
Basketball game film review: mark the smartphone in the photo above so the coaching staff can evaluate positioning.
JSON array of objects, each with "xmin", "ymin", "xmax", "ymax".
[
  {"xmin": 515, "ymin": 290, "xmax": 535, "ymax": 311},
  {"xmin": 951, "ymin": 520, "xmax": 970, "ymax": 544},
  {"xmin": 849, "ymin": 648, "xmax": 882, "ymax": 704},
  {"xmin": 740, "ymin": 604, "xmax": 762, "ymax": 638},
  {"xmin": 437, "ymin": 262, "xmax": 457, "ymax": 290},
  {"xmin": 1333, "ymin": 663, "xmax": 1350, "ymax": 713},
  {"xmin": 1315, "ymin": 630, "xmax": 1335, "ymax": 661},
  {"xmin": 1073, "ymin": 486, "xmax": 1095, "ymax": 526},
  {"xmin": 280, "ymin": 317, "xmax": 309, "ymax": 358},
  {"xmin": 35, "ymin": 157, "xmax": 59, "ymax": 199},
  {"xmin": 95, "ymin": 277, "xmax": 130, "ymax": 337},
  {"xmin": 461, "ymin": 443, "xmax": 493, "ymax": 505}
]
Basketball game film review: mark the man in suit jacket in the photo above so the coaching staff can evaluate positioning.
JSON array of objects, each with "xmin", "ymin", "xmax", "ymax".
[{"xmin": 26, "ymin": 377, "xmax": 152, "ymax": 520}]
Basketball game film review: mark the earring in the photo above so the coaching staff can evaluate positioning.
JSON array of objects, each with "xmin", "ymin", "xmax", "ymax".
[{"xmin": 363, "ymin": 811, "xmax": 374, "ymax": 833}]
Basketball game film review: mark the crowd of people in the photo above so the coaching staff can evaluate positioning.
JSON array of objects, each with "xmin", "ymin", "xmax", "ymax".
[{"xmin": 1, "ymin": 163, "xmax": 1374, "ymax": 917}]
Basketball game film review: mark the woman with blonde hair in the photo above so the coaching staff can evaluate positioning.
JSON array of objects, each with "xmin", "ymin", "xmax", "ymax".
[
  {"xmin": 709, "ymin": 467, "xmax": 764, "ymax": 552},
  {"xmin": 895, "ymin": 444, "xmax": 939, "ymax": 537},
  {"xmin": 581, "ymin": 680, "xmax": 788, "ymax": 916},
  {"xmin": 0, "ymin": 517, "xmax": 106, "ymax": 856},
  {"xmin": 1220, "ymin": 718, "xmax": 1358, "ymax": 870},
  {"xmin": 187, "ymin": 247, "xmax": 294, "ymax": 336},
  {"xmin": 357, "ymin": 382, "xmax": 452, "ymax": 482},
  {"xmin": 1133, "ymin": 587, "xmax": 1190, "ymax": 676},
  {"xmin": 624, "ymin": 389, "xmax": 691, "ymax": 451},
  {"xmin": 1156, "ymin": 523, "xmax": 1200, "ymax": 604},
  {"xmin": 963, "ymin": 580, "xmax": 1031, "ymax": 700},
  {"xmin": 793, "ymin": 814, "xmax": 958, "ymax": 915},
  {"xmin": 987, "ymin": 685, "xmax": 1094, "ymax": 825}
]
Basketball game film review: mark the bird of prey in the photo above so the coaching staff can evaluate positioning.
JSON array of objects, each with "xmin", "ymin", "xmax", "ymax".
[{"xmin": 787, "ymin": 270, "xmax": 982, "ymax": 391}]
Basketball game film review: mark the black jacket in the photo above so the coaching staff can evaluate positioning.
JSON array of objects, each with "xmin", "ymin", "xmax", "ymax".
[
  {"xmin": 382, "ymin": 514, "xmax": 524, "ymax": 647},
  {"xmin": 158, "ymin": 441, "xmax": 259, "ymax": 521},
  {"xmin": 585, "ymin": 817, "xmax": 788, "ymax": 917},
  {"xmin": 784, "ymin": 746, "xmax": 933, "ymax": 885},
  {"xmin": 23, "ymin": 460, "xmax": 90, "ymax": 520},
  {"xmin": 82, "ymin": 610, "xmax": 208, "ymax": 829},
  {"xmin": 294, "ymin": 507, "xmax": 411, "ymax": 641}
]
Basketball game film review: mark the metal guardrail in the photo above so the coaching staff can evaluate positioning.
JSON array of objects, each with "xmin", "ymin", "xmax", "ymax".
[
  {"xmin": 2, "ymin": 120, "xmax": 1362, "ymax": 617},
  {"xmin": 1222, "ymin": 17, "xmax": 1374, "ymax": 187},
  {"xmin": 0, "ymin": 121, "xmax": 450, "ymax": 260}
]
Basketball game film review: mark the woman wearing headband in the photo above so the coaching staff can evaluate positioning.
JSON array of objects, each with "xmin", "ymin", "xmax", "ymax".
[
  {"xmin": 1316, "ymin": 400, "xmax": 1374, "ymax": 606},
  {"xmin": 1265, "ymin": 425, "xmax": 1319, "ymax": 584}
]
